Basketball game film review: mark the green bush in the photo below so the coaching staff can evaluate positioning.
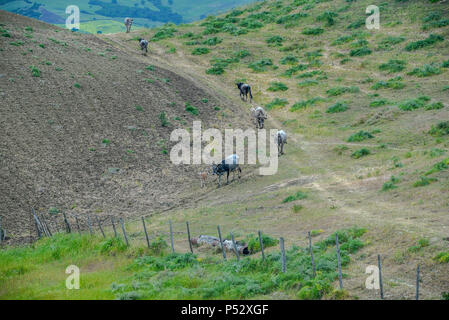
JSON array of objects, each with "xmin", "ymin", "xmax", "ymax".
[
  {"xmin": 185, "ymin": 103, "xmax": 199, "ymax": 115},
  {"xmin": 266, "ymin": 35, "xmax": 284, "ymax": 46},
  {"xmin": 429, "ymin": 121, "xmax": 449, "ymax": 136},
  {"xmin": 283, "ymin": 190, "xmax": 307, "ymax": 203},
  {"xmin": 29, "ymin": 65, "xmax": 41, "ymax": 77},
  {"xmin": 249, "ymin": 59, "xmax": 274, "ymax": 72},
  {"xmin": 397, "ymin": 96, "xmax": 430, "ymax": 111},
  {"xmin": 202, "ymin": 37, "xmax": 222, "ymax": 46},
  {"xmin": 378, "ymin": 36, "xmax": 405, "ymax": 50},
  {"xmin": 351, "ymin": 148, "xmax": 370, "ymax": 159},
  {"xmin": 316, "ymin": 11, "xmax": 338, "ymax": 26},
  {"xmin": 290, "ymin": 97, "xmax": 325, "ymax": 111},
  {"xmin": 282, "ymin": 64, "xmax": 308, "ymax": 77},
  {"xmin": 413, "ymin": 176, "xmax": 437, "ymax": 187},
  {"xmin": 407, "ymin": 64, "xmax": 442, "ymax": 77},
  {"xmin": 298, "ymin": 79, "xmax": 318, "ymax": 87},
  {"xmin": 370, "ymin": 99, "xmax": 388, "ymax": 107},
  {"xmin": 302, "ymin": 27, "xmax": 324, "ymax": 35},
  {"xmin": 266, "ymin": 98, "xmax": 288, "ymax": 110},
  {"xmin": 347, "ymin": 131, "xmax": 374, "ymax": 142},
  {"xmin": 405, "ymin": 34, "xmax": 444, "ymax": 51},
  {"xmin": 371, "ymin": 77, "xmax": 405, "ymax": 90},
  {"xmin": 379, "ymin": 59, "xmax": 406, "ymax": 73},
  {"xmin": 326, "ymin": 86, "xmax": 359, "ymax": 96},
  {"xmin": 268, "ymin": 82, "xmax": 289, "ymax": 92},
  {"xmin": 280, "ymin": 55, "xmax": 298, "ymax": 65},
  {"xmin": 350, "ymin": 47, "xmax": 372, "ymax": 57},
  {"xmin": 192, "ymin": 47, "xmax": 210, "ymax": 55},
  {"xmin": 246, "ymin": 234, "xmax": 279, "ymax": 254},
  {"xmin": 326, "ymin": 102, "xmax": 348, "ymax": 113}
]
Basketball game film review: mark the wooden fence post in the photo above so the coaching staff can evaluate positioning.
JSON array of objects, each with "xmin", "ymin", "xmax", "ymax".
[
  {"xmin": 336, "ymin": 234, "xmax": 343, "ymax": 289},
  {"xmin": 63, "ymin": 212, "xmax": 71, "ymax": 234},
  {"xmin": 378, "ymin": 254, "xmax": 384, "ymax": 299},
  {"xmin": 0, "ymin": 216, "xmax": 3, "ymax": 244},
  {"xmin": 75, "ymin": 216, "xmax": 81, "ymax": 235},
  {"xmin": 169, "ymin": 220, "xmax": 175, "ymax": 253},
  {"xmin": 186, "ymin": 221, "xmax": 193, "ymax": 254},
  {"xmin": 111, "ymin": 216, "xmax": 117, "ymax": 238},
  {"xmin": 280, "ymin": 237, "xmax": 286, "ymax": 273},
  {"xmin": 217, "ymin": 225, "xmax": 226, "ymax": 260},
  {"xmin": 96, "ymin": 217, "xmax": 105, "ymax": 238},
  {"xmin": 308, "ymin": 231, "xmax": 316, "ymax": 278},
  {"xmin": 87, "ymin": 216, "xmax": 93, "ymax": 235},
  {"xmin": 416, "ymin": 264, "xmax": 420, "ymax": 300},
  {"xmin": 142, "ymin": 216, "xmax": 150, "ymax": 248},
  {"xmin": 231, "ymin": 232, "xmax": 240, "ymax": 261},
  {"xmin": 120, "ymin": 218, "xmax": 129, "ymax": 246},
  {"xmin": 258, "ymin": 230, "xmax": 265, "ymax": 262},
  {"xmin": 32, "ymin": 209, "xmax": 44, "ymax": 238}
]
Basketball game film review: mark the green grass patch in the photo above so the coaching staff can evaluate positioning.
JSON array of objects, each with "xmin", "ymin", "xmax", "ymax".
[
  {"xmin": 347, "ymin": 131, "xmax": 374, "ymax": 142},
  {"xmin": 282, "ymin": 190, "xmax": 307, "ymax": 203},
  {"xmin": 405, "ymin": 34, "xmax": 444, "ymax": 51},
  {"xmin": 351, "ymin": 148, "xmax": 370, "ymax": 159},
  {"xmin": 266, "ymin": 98, "xmax": 288, "ymax": 110},
  {"xmin": 268, "ymin": 82, "xmax": 288, "ymax": 92},
  {"xmin": 185, "ymin": 103, "xmax": 199, "ymax": 115},
  {"xmin": 429, "ymin": 121, "xmax": 449, "ymax": 136},
  {"xmin": 379, "ymin": 59, "xmax": 406, "ymax": 73},
  {"xmin": 192, "ymin": 47, "xmax": 210, "ymax": 55}
]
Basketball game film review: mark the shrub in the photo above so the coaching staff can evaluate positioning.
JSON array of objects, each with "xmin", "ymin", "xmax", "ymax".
[
  {"xmin": 398, "ymin": 96, "xmax": 430, "ymax": 111},
  {"xmin": 280, "ymin": 55, "xmax": 298, "ymax": 65},
  {"xmin": 326, "ymin": 86, "xmax": 359, "ymax": 96},
  {"xmin": 425, "ymin": 158, "xmax": 449, "ymax": 175},
  {"xmin": 74, "ymin": 83, "xmax": 82, "ymax": 89},
  {"xmin": 371, "ymin": 77, "xmax": 405, "ymax": 90},
  {"xmin": 248, "ymin": 59, "xmax": 274, "ymax": 72},
  {"xmin": 326, "ymin": 102, "xmax": 348, "ymax": 113},
  {"xmin": 202, "ymin": 37, "xmax": 222, "ymax": 46},
  {"xmin": 192, "ymin": 47, "xmax": 210, "ymax": 55},
  {"xmin": 29, "ymin": 65, "xmax": 41, "ymax": 77},
  {"xmin": 290, "ymin": 97, "xmax": 325, "ymax": 111},
  {"xmin": 159, "ymin": 112, "xmax": 169, "ymax": 127},
  {"xmin": 378, "ymin": 36, "xmax": 405, "ymax": 50},
  {"xmin": 283, "ymin": 190, "xmax": 307, "ymax": 203},
  {"xmin": 282, "ymin": 64, "xmax": 308, "ymax": 77},
  {"xmin": 206, "ymin": 66, "xmax": 225, "ymax": 75},
  {"xmin": 246, "ymin": 234, "xmax": 279, "ymax": 254},
  {"xmin": 405, "ymin": 34, "xmax": 444, "ymax": 51},
  {"xmin": 185, "ymin": 103, "xmax": 199, "ymax": 115},
  {"xmin": 99, "ymin": 237, "xmax": 127, "ymax": 255},
  {"xmin": 351, "ymin": 148, "xmax": 370, "ymax": 159},
  {"xmin": 298, "ymin": 79, "xmax": 318, "ymax": 87},
  {"xmin": 350, "ymin": 47, "xmax": 372, "ymax": 57},
  {"xmin": 425, "ymin": 102, "xmax": 444, "ymax": 110},
  {"xmin": 152, "ymin": 25, "xmax": 177, "ymax": 41},
  {"xmin": 316, "ymin": 11, "xmax": 338, "ymax": 26},
  {"xmin": 407, "ymin": 64, "xmax": 442, "ymax": 77},
  {"xmin": 413, "ymin": 176, "xmax": 437, "ymax": 187},
  {"xmin": 347, "ymin": 19, "xmax": 365, "ymax": 29},
  {"xmin": 266, "ymin": 98, "xmax": 288, "ymax": 110},
  {"xmin": 268, "ymin": 82, "xmax": 288, "ymax": 92},
  {"xmin": 347, "ymin": 131, "xmax": 374, "ymax": 142},
  {"xmin": 233, "ymin": 50, "xmax": 251, "ymax": 59},
  {"xmin": 379, "ymin": 59, "xmax": 406, "ymax": 73},
  {"xmin": 266, "ymin": 35, "xmax": 284, "ymax": 46},
  {"xmin": 434, "ymin": 252, "xmax": 449, "ymax": 263},
  {"xmin": 302, "ymin": 27, "xmax": 324, "ymax": 35},
  {"xmin": 429, "ymin": 121, "xmax": 449, "ymax": 136},
  {"xmin": 370, "ymin": 99, "xmax": 388, "ymax": 107}
]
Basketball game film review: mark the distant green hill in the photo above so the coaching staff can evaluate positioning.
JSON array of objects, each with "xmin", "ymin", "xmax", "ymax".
[{"xmin": 0, "ymin": 0, "xmax": 260, "ymax": 33}]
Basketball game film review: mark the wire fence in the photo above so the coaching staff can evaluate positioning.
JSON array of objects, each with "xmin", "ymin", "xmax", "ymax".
[{"xmin": 17, "ymin": 208, "xmax": 427, "ymax": 300}]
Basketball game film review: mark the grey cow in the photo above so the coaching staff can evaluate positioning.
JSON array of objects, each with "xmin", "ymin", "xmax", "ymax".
[{"xmin": 124, "ymin": 18, "xmax": 133, "ymax": 33}]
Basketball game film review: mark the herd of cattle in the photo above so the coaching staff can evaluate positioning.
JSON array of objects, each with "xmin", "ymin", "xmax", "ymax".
[{"xmin": 123, "ymin": 18, "xmax": 287, "ymax": 188}]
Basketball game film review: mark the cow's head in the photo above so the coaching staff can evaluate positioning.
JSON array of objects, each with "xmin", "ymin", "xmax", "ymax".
[{"xmin": 236, "ymin": 82, "xmax": 243, "ymax": 89}]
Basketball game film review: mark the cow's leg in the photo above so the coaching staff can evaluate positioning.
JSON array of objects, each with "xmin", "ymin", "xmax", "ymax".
[
  {"xmin": 226, "ymin": 171, "xmax": 230, "ymax": 184},
  {"xmin": 238, "ymin": 167, "xmax": 242, "ymax": 179}
]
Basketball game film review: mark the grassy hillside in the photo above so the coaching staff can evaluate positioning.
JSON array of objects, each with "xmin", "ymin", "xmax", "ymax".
[
  {"xmin": 1, "ymin": 0, "xmax": 449, "ymax": 300},
  {"xmin": 0, "ymin": 0, "xmax": 260, "ymax": 33}
]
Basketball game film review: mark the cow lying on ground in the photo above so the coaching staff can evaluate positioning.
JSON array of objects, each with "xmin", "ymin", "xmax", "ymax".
[{"xmin": 212, "ymin": 154, "xmax": 242, "ymax": 187}]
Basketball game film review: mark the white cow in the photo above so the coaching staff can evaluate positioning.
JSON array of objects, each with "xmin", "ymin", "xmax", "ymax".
[
  {"xmin": 124, "ymin": 18, "xmax": 133, "ymax": 33},
  {"xmin": 276, "ymin": 130, "xmax": 287, "ymax": 155}
]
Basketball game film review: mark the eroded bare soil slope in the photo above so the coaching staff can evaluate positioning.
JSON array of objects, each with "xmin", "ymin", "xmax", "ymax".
[{"xmin": 0, "ymin": 11, "xmax": 247, "ymax": 244}]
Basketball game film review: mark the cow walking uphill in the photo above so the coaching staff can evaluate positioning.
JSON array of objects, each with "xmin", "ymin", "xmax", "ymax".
[
  {"xmin": 124, "ymin": 18, "xmax": 133, "ymax": 33},
  {"xmin": 250, "ymin": 106, "xmax": 268, "ymax": 129},
  {"xmin": 276, "ymin": 130, "xmax": 287, "ymax": 155},
  {"xmin": 237, "ymin": 83, "xmax": 253, "ymax": 102},
  {"xmin": 212, "ymin": 154, "xmax": 242, "ymax": 187}
]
